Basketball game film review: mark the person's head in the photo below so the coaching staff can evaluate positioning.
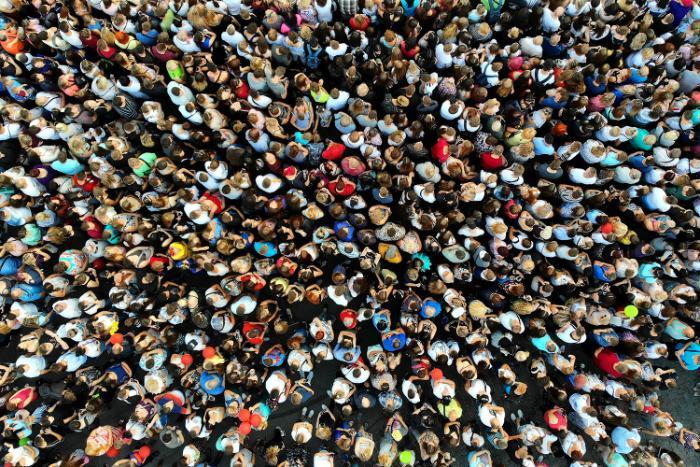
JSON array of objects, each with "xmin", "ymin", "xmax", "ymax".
[
  {"xmin": 423, "ymin": 438, "xmax": 438, "ymax": 455},
  {"xmin": 223, "ymin": 443, "xmax": 235, "ymax": 456},
  {"xmin": 337, "ymin": 435, "xmax": 352, "ymax": 450}
]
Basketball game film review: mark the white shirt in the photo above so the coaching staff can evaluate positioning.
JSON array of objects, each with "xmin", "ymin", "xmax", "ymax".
[
  {"xmin": 478, "ymin": 403, "xmax": 504, "ymax": 428},
  {"xmin": 315, "ymin": 0, "xmax": 334, "ymax": 23},
  {"xmin": 265, "ymin": 371, "xmax": 289, "ymax": 403},
  {"xmin": 325, "ymin": 43, "xmax": 348, "ymax": 59},
  {"xmin": 439, "ymin": 101, "xmax": 462, "ymax": 120},
  {"xmin": 173, "ymin": 34, "xmax": 201, "ymax": 53},
  {"xmin": 342, "ymin": 363, "xmax": 370, "ymax": 384},
  {"xmin": 54, "ymin": 298, "xmax": 82, "ymax": 319},
  {"xmin": 466, "ymin": 379, "xmax": 491, "ymax": 401},
  {"xmin": 167, "ymin": 83, "xmax": 195, "ymax": 105},
  {"xmin": 435, "ymin": 44, "xmax": 453, "ymax": 69},
  {"xmin": 541, "ymin": 8, "xmax": 560, "ymax": 33},
  {"xmin": 79, "ymin": 338, "xmax": 103, "ymax": 358},
  {"xmin": 222, "ymin": 29, "xmax": 244, "ymax": 47},
  {"xmin": 223, "ymin": 0, "xmax": 241, "ymax": 14},
  {"xmin": 15, "ymin": 355, "xmax": 46, "ymax": 378},
  {"xmin": 326, "ymin": 90, "xmax": 350, "ymax": 111},
  {"xmin": 401, "ymin": 379, "xmax": 421, "ymax": 404}
]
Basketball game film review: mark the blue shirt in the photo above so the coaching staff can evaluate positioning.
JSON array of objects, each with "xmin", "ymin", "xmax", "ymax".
[
  {"xmin": 611, "ymin": 427, "xmax": 640, "ymax": 454},
  {"xmin": 677, "ymin": 342, "xmax": 700, "ymax": 370}
]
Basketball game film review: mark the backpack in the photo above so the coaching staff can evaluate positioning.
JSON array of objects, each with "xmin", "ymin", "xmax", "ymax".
[{"xmin": 306, "ymin": 45, "xmax": 321, "ymax": 69}]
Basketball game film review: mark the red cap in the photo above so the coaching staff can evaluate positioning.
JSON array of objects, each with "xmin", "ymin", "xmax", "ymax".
[
  {"xmin": 250, "ymin": 413, "xmax": 262, "ymax": 427},
  {"xmin": 109, "ymin": 333, "xmax": 124, "ymax": 345},
  {"xmin": 202, "ymin": 346, "xmax": 216, "ymax": 359},
  {"xmin": 430, "ymin": 368, "xmax": 443, "ymax": 380},
  {"xmin": 180, "ymin": 353, "xmax": 193, "ymax": 366},
  {"xmin": 339, "ymin": 309, "xmax": 358, "ymax": 329},
  {"xmin": 239, "ymin": 421, "xmax": 251, "ymax": 435},
  {"xmin": 282, "ymin": 165, "xmax": 298, "ymax": 180},
  {"xmin": 92, "ymin": 258, "xmax": 106, "ymax": 270},
  {"xmin": 508, "ymin": 56, "xmax": 524, "ymax": 70},
  {"xmin": 552, "ymin": 122, "xmax": 568, "ymax": 137},
  {"xmin": 238, "ymin": 409, "xmax": 251, "ymax": 422}
]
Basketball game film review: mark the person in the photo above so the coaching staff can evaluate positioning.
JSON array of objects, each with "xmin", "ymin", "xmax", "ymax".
[
  {"xmin": 676, "ymin": 340, "xmax": 700, "ymax": 370},
  {"xmin": 611, "ymin": 426, "xmax": 642, "ymax": 455},
  {"xmin": 0, "ymin": 0, "xmax": 698, "ymax": 466}
]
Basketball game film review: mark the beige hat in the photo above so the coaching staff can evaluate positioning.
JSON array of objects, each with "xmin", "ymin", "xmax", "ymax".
[
  {"xmin": 356, "ymin": 83, "xmax": 369, "ymax": 97},
  {"xmin": 392, "ymin": 95, "xmax": 410, "ymax": 107},
  {"xmin": 629, "ymin": 33, "xmax": 648, "ymax": 51}
]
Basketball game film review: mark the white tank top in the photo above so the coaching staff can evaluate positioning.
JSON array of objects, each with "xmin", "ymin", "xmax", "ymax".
[{"xmin": 314, "ymin": 0, "xmax": 333, "ymax": 22}]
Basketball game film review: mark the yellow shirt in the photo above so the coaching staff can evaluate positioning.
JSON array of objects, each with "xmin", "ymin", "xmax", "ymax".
[{"xmin": 310, "ymin": 87, "xmax": 330, "ymax": 104}]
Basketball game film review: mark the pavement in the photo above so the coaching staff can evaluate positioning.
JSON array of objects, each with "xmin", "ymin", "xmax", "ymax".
[{"xmin": 30, "ymin": 297, "xmax": 699, "ymax": 467}]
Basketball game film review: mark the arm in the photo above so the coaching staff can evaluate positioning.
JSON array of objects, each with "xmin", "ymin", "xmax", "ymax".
[
  {"xmin": 88, "ymin": 373, "xmax": 109, "ymax": 387},
  {"xmin": 146, "ymin": 412, "xmax": 160, "ymax": 431},
  {"xmin": 62, "ymin": 412, "xmax": 77, "ymax": 424},
  {"xmin": 44, "ymin": 329, "xmax": 69, "ymax": 350},
  {"xmin": 0, "ymin": 364, "xmax": 13, "ymax": 384}
]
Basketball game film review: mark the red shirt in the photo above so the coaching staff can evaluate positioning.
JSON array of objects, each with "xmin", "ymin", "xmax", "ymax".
[
  {"xmin": 234, "ymin": 81, "xmax": 249, "ymax": 99},
  {"xmin": 150, "ymin": 45, "xmax": 179, "ymax": 62},
  {"xmin": 81, "ymin": 216, "xmax": 103, "ymax": 239},
  {"xmin": 201, "ymin": 192, "xmax": 224, "ymax": 214},
  {"xmin": 600, "ymin": 222, "xmax": 614, "ymax": 234},
  {"xmin": 595, "ymin": 348, "xmax": 622, "ymax": 378},
  {"xmin": 349, "ymin": 16, "xmax": 370, "ymax": 31},
  {"xmin": 329, "ymin": 177, "xmax": 356, "ymax": 197},
  {"xmin": 243, "ymin": 322, "xmax": 266, "ymax": 345},
  {"xmin": 431, "ymin": 139, "xmax": 450, "ymax": 163},
  {"xmin": 80, "ymin": 32, "xmax": 99, "ymax": 50},
  {"xmin": 480, "ymin": 152, "xmax": 506, "ymax": 170},
  {"xmin": 149, "ymin": 255, "xmax": 170, "ymax": 271},
  {"xmin": 544, "ymin": 407, "xmax": 568, "ymax": 431},
  {"xmin": 322, "ymin": 142, "xmax": 346, "ymax": 161},
  {"xmin": 401, "ymin": 41, "xmax": 419, "ymax": 58},
  {"xmin": 503, "ymin": 199, "xmax": 521, "ymax": 220},
  {"xmin": 73, "ymin": 173, "xmax": 99, "ymax": 192},
  {"xmin": 97, "ymin": 45, "xmax": 118, "ymax": 60}
]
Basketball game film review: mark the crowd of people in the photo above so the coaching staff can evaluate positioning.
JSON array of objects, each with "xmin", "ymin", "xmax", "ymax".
[{"xmin": 0, "ymin": 0, "xmax": 699, "ymax": 465}]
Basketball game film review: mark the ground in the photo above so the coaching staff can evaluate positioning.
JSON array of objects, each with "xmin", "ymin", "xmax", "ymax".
[{"xmin": 34, "ymin": 299, "xmax": 700, "ymax": 466}]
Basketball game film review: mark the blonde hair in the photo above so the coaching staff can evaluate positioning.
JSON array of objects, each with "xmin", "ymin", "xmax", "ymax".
[
  {"xmin": 442, "ymin": 22, "xmax": 458, "ymax": 42},
  {"xmin": 187, "ymin": 4, "xmax": 223, "ymax": 29},
  {"xmin": 99, "ymin": 28, "xmax": 116, "ymax": 45}
]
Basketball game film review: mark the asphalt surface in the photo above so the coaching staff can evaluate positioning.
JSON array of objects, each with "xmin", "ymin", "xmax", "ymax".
[{"xmin": 28, "ymin": 298, "xmax": 699, "ymax": 467}]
